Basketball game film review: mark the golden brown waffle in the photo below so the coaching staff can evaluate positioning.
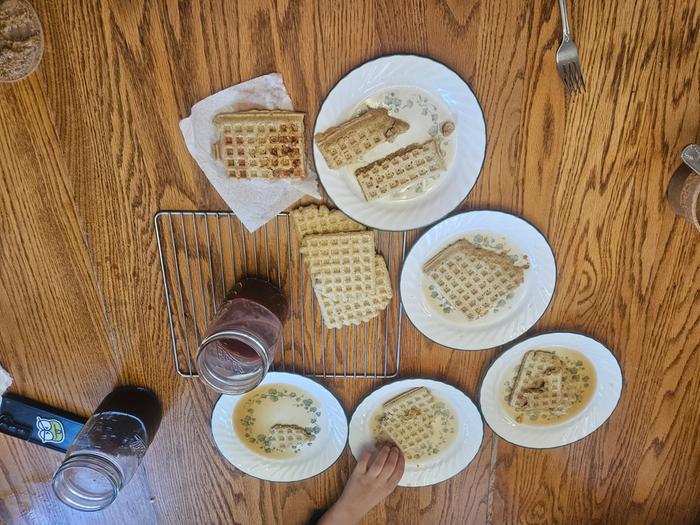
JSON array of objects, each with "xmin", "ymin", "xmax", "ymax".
[
  {"xmin": 423, "ymin": 239, "xmax": 525, "ymax": 321},
  {"xmin": 508, "ymin": 351, "xmax": 575, "ymax": 415},
  {"xmin": 378, "ymin": 387, "xmax": 437, "ymax": 458},
  {"xmin": 290, "ymin": 204, "xmax": 365, "ymax": 242},
  {"xmin": 314, "ymin": 108, "xmax": 409, "ymax": 169},
  {"xmin": 212, "ymin": 110, "xmax": 305, "ymax": 179},
  {"xmin": 314, "ymin": 255, "xmax": 392, "ymax": 328},
  {"xmin": 269, "ymin": 424, "xmax": 313, "ymax": 451},
  {"xmin": 300, "ymin": 231, "xmax": 377, "ymax": 298},
  {"xmin": 354, "ymin": 140, "xmax": 445, "ymax": 201}
]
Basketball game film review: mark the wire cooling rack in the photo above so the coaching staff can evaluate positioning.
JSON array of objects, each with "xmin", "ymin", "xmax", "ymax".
[{"xmin": 155, "ymin": 211, "xmax": 407, "ymax": 378}]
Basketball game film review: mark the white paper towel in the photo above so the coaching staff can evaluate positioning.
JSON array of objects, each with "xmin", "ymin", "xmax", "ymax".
[
  {"xmin": 179, "ymin": 73, "xmax": 320, "ymax": 232},
  {"xmin": 0, "ymin": 363, "xmax": 11, "ymax": 397}
]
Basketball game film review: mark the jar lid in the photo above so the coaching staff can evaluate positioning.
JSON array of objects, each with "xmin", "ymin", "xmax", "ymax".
[{"xmin": 196, "ymin": 330, "xmax": 269, "ymax": 394}]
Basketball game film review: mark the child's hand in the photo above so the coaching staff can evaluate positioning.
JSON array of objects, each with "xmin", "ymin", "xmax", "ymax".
[{"xmin": 319, "ymin": 445, "xmax": 405, "ymax": 525}]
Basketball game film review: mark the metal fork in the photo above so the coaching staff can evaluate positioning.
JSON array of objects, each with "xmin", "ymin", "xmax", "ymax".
[{"xmin": 556, "ymin": 0, "xmax": 586, "ymax": 94}]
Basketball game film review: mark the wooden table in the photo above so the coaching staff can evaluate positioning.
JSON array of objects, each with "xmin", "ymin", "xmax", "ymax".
[{"xmin": 1, "ymin": 1, "xmax": 699, "ymax": 524}]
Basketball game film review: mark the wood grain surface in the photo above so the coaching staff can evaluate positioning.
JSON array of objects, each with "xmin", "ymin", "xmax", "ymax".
[{"xmin": 1, "ymin": 1, "xmax": 699, "ymax": 524}]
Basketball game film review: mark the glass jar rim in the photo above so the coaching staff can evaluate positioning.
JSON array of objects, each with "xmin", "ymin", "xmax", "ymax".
[
  {"xmin": 196, "ymin": 330, "xmax": 270, "ymax": 394},
  {"xmin": 52, "ymin": 453, "xmax": 122, "ymax": 511}
]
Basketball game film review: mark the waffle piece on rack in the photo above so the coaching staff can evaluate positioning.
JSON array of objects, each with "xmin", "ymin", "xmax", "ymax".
[
  {"xmin": 212, "ymin": 110, "xmax": 305, "ymax": 179},
  {"xmin": 378, "ymin": 387, "xmax": 437, "ymax": 458},
  {"xmin": 290, "ymin": 204, "xmax": 365, "ymax": 242},
  {"xmin": 300, "ymin": 231, "xmax": 377, "ymax": 299},
  {"xmin": 354, "ymin": 140, "xmax": 445, "ymax": 201},
  {"xmin": 423, "ymin": 239, "xmax": 525, "ymax": 321},
  {"xmin": 314, "ymin": 108, "xmax": 410, "ymax": 169},
  {"xmin": 508, "ymin": 350, "xmax": 574, "ymax": 415},
  {"xmin": 269, "ymin": 424, "xmax": 314, "ymax": 452},
  {"xmin": 314, "ymin": 255, "xmax": 392, "ymax": 328}
]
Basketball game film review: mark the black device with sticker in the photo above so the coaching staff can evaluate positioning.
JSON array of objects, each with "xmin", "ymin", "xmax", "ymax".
[{"xmin": 0, "ymin": 394, "xmax": 86, "ymax": 453}]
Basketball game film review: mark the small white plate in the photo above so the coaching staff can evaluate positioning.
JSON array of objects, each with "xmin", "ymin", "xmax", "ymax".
[
  {"xmin": 480, "ymin": 332, "xmax": 623, "ymax": 448},
  {"xmin": 400, "ymin": 211, "xmax": 556, "ymax": 350},
  {"xmin": 313, "ymin": 54, "xmax": 487, "ymax": 231},
  {"xmin": 348, "ymin": 378, "xmax": 483, "ymax": 487},
  {"xmin": 211, "ymin": 372, "xmax": 348, "ymax": 482}
]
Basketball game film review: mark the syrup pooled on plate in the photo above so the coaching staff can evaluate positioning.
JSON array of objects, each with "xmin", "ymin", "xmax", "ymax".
[{"xmin": 233, "ymin": 384, "xmax": 322, "ymax": 459}]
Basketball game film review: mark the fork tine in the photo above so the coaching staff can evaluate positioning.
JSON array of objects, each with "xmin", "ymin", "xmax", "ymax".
[
  {"xmin": 563, "ymin": 63, "xmax": 576, "ymax": 94},
  {"xmin": 574, "ymin": 64, "xmax": 586, "ymax": 92},
  {"xmin": 570, "ymin": 63, "xmax": 583, "ymax": 93},
  {"xmin": 559, "ymin": 64, "xmax": 573, "ymax": 94},
  {"xmin": 568, "ymin": 63, "xmax": 581, "ymax": 94}
]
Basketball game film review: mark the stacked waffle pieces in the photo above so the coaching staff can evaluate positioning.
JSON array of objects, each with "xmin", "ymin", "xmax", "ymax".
[
  {"xmin": 314, "ymin": 108, "xmax": 409, "ymax": 169},
  {"xmin": 213, "ymin": 110, "xmax": 305, "ymax": 179},
  {"xmin": 354, "ymin": 140, "xmax": 445, "ymax": 200},
  {"xmin": 508, "ymin": 350, "xmax": 576, "ymax": 415},
  {"xmin": 292, "ymin": 204, "xmax": 392, "ymax": 328},
  {"xmin": 377, "ymin": 387, "xmax": 437, "ymax": 459},
  {"xmin": 423, "ymin": 239, "xmax": 525, "ymax": 321}
]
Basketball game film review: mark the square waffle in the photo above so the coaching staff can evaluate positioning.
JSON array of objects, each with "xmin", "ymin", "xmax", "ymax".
[
  {"xmin": 290, "ymin": 204, "xmax": 365, "ymax": 242},
  {"xmin": 423, "ymin": 239, "xmax": 525, "ymax": 321},
  {"xmin": 300, "ymin": 231, "xmax": 376, "ymax": 298},
  {"xmin": 354, "ymin": 140, "xmax": 446, "ymax": 201},
  {"xmin": 378, "ymin": 387, "xmax": 437, "ymax": 458},
  {"xmin": 314, "ymin": 108, "xmax": 410, "ymax": 169},
  {"xmin": 508, "ymin": 350, "xmax": 574, "ymax": 415},
  {"xmin": 269, "ymin": 424, "xmax": 313, "ymax": 451},
  {"xmin": 314, "ymin": 255, "xmax": 392, "ymax": 328},
  {"xmin": 212, "ymin": 110, "xmax": 305, "ymax": 179}
]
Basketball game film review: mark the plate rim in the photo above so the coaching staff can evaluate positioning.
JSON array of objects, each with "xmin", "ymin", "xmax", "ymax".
[
  {"xmin": 209, "ymin": 371, "xmax": 349, "ymax": 483},
  {"xmin": 348, "ymin": 377, "xmax": 485, "ymax": 487},
  {"xmin": 311, "ymin": 52, "xmax": 489, "ymax": 232},
  {"xmin": 399, "ymin": 209, "xmax": 558, "ymax": 351},
  {"xmin": 478, "ymin": 331, "xmax": 624, "ymax": 449}
]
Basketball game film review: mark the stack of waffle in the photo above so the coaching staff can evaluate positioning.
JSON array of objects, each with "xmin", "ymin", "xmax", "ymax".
[
  {"xmin": 291, "ymin": 204, "xmax": 392, "ymax": 328},
  {"xmin": 213, "ymin": 110, "xmax": 305, "ymax": 179},
  {"xmin": 508, "ymin": 350, "xmax": 575, "ymax": 416},
  {"xmin": 377, "ymin": 387, "xmax": 437, "ymax": 459},
  {"xmin": 423, "ymin": 239, "xmax": 525, "ymax": 321}
]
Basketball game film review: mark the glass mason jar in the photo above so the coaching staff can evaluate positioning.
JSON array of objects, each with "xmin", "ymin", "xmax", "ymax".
[
  {"xmin": 195, "ymin": 278, "xmax": 289, "ymax": 394},
  {"xmin": 52, "ymin": 387, "xmax": 162, "ymax": 511}
]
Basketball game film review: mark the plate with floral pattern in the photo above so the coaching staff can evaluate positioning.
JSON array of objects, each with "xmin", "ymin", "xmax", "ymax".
[
  {"xmin": 313, "ymin": 54, "xmax": 487, "ymax": 231},
  {"xmin": 211, "ymin": 372, "xmax": 348, "ymax": 482},
  {"xmin": 400, "ymin": 211, "xmax": 556, "ymax": 350},
  {"xmin": 348, "ymin": 378, "xmax": 483, "ymax": 487},
  {"xmin": 480, "ymin": 332, "xmax": 623, "ymax": 448}
]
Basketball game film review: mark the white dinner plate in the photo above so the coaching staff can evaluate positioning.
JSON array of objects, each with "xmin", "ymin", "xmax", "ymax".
[
  {"xmin": 211, "ymin": 372, "xmax": 348, "ymax": 482},
  {"xmin": 348, "ymin": 378, "xmax": 483, "ymax": 487},
  {"xmin": 313, "ymin": 54, "xmax": 487, "ymax": 231},
  {"xmin": 400, "ymin": 210, "xmax": 557, "ymax": 350},
  {"xmin": 480, "ymin": 332, "xmax": 623, "ymax": 448}
]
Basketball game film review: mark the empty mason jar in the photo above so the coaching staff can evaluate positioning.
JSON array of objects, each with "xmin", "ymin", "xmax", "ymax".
[
  {"xmin": 52, "ymin": 386, "xmax": 162, "ymax": 511},
  {"xmin": 196, "ymin": 278, "xmax": 289, "ymax": 394}
]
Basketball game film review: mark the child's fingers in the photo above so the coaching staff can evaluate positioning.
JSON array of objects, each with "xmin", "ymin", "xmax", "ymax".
[
  {"xmin": 368, "ymin": 445, "xmax": 392, "ymax": 476},
  {"xmin": 357, "ymin": 447, "xmax": 374, "ymax": 473},
  {"xmin": 379, "ymin": 447, "xmax": 400, "ymax": 480},
  {"xmin": 387, "ymin": 449, "xmax": 405, "ymax": 486}
]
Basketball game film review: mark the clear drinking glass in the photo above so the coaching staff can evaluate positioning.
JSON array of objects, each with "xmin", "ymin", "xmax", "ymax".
[
  {"xmin": 196, "ymin": 278, "xmax": 289, "ymax": 394},
  {"xmin": 52, "ymin": 387, "xmax": 162, "ymax": 511}
]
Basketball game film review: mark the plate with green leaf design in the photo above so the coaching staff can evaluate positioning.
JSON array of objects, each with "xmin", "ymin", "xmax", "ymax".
[
  {"xmin": 211, "ymin": 372, "xmax": 348, "ymax": 482},
  {"xmin": 400, "ymin": 211, "xmax": 556, "ymax": 350},
  {"xmin": 313, "ymin": 54, "xmax": 487, "ymax": 231},
  {"xmin": 348, "ymin": 378, "xmax": 483, "ymax": 487}
]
